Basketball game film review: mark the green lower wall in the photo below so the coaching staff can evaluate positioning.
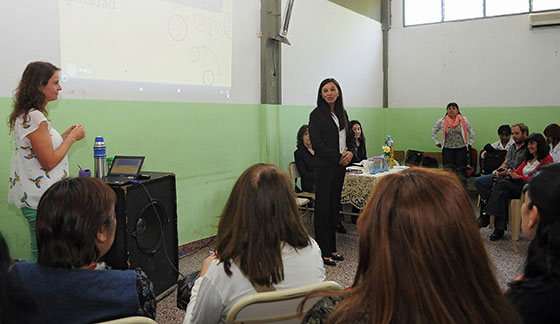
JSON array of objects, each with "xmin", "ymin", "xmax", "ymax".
[
  {"xmin": 384, "ymin": 107, "xmax": 560, "ymax": 153},
  {"xmin": 1, "ymin": 97, "xmax": 558, "ymax": 259}
]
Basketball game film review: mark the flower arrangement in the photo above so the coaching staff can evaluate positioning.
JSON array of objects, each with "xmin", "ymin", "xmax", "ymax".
[{"xmin": 382, "ymin": 145, "xmax": 391, "ymax": 156}]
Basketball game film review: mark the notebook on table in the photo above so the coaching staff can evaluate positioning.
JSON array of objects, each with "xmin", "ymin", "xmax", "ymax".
[{"xmin": 103, "ymin": 156, "xmax": 145, "ymax": 185}]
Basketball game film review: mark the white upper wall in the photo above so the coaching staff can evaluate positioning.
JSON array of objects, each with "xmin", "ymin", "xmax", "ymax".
[
  {"xmin": 282, "ymin": 0, "xmax": 383, "ymax": 107},
  {"xmin": 389, "ymin": 0, "xmax": 560, "ymax": 108}
]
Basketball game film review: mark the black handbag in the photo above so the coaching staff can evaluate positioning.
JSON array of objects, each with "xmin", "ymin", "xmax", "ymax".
[
  {"xmin": 176, "ymin": 270, "xmax": 201, "ymax": 310},
  {"xmin": 405, "ymin": 150, "xmax": 424, "ymax": 166}
]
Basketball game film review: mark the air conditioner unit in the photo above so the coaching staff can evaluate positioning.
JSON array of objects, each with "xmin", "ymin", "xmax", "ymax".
[{"xmin": 529, "ymin": 10, "xmax": 560, "ymax": 28}]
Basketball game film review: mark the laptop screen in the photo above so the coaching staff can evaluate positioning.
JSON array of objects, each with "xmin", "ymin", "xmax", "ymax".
[{"xmin": 108, "ymin": 156, "xmax": 145, "ymax": 176}]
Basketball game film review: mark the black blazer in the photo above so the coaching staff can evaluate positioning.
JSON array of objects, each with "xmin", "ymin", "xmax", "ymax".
[
  {"xmin": 308, "ymin": 107, "xmax": 357, "ymax": 168},
  {"xmin": 294, "ymin": 147, "xmax": 314, "ymax": 192}
]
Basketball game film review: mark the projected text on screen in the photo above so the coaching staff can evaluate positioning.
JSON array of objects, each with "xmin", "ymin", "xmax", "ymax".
[{"xmin": 59, "ymin": 0, "xmax": 233, "ymax": 87}]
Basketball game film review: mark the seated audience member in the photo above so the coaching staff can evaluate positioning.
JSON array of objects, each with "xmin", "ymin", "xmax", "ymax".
[
  {"xmin": 183, "ymin": 164, "xmax": 325, "ymax": 324},
  {"xmin": 543, "ymin": 123, "xmax": 560, "ymax": 162},
  {"xmin": 294, "ymin": 124, "xmax": 315, "ymax": 192},
  {"xmin": 476, "ymin": 123, "xmax": 528, "ymax": 227},
  {"xmin": 301, "ymin": 168, "xmax": 521, "ymax": 324},
  {"xmin": 0, "ymin": 232, "xmax": 37, "ymax": 324},
  {"xmin": 483, "ymin": 133, "xmax": 553, "ymax": 241},
  {"xmin": 506, "ymin": 163, "xmax": 560, "ymax": 323},
  {"xmin": 489, "ymin": 124, "xmax": 515, "ymax": 151},
  {"xmin": 349, "ymin": 120, "xmax": 367, "ymax": 163},
  {"xmin": 480, "ymin": 125, "xmax": 514, "ymax": 171},
  {"xmin": 15, "ymin": 177, "xmax": 156, "ymax": 324}
]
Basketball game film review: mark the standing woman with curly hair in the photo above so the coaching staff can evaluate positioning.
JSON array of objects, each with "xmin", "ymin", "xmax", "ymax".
[{"xmin": 8, "ymin": 62, "xmax": 85, "ymax": 261}]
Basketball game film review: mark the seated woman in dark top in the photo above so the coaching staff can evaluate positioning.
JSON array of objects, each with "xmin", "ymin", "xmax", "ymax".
[
  {"xmin": 301, "ymin": 168, "xmax": 521, "ymax": 324},
  {"xmin": 349, "ymin": 120, "xmax": 367, "ymax": 163},
  {"xmin": 0, "ymin": 232, "xmax": 37, "ymax": 324},
  {"xmin": 506, "ymin": 163, "xmax": 560, "ymax": 324},
  {"xmin": 15, "ymin": 177, "xmax": 156, "ymax": 324},
  {"xmin": 294, "ymin": 124, "xmax": 315, "ymax": 192}
]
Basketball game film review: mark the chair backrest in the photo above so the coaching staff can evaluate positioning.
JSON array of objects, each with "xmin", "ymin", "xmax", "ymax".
[
  {"xmin": 393, "ymin": 150, "xmax": 406, "ymax": 165},
  {"xmin": 226, "ymin": 281, "xmax": 343, "ymax": 324},
  {"xmin": 94, "ymin": 316, "xmax": 158, "ymax": 324},
  {"xmin": 467, "ymin": 147, "xmax": 478, "ymax": 177},
  {"xmin": 288, "ymin": 162, "xmax": 300, "ymax": 180},
  {"xmin": 288, "ymin": 161, "xmax": 301, "ymax": 190}
]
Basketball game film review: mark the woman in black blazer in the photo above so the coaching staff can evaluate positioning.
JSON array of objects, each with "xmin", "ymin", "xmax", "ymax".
[
  {"xmin": 294, "ymin": 124, "xmax": 315, "ymax": 193},
  {"xmin": 309, "ymin": 78, "xmax": 356, "ymax": 266}
]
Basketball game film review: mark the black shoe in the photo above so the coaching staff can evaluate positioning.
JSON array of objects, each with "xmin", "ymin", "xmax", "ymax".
[
  {"xmin": 336, "ymin": 222, "xmax": 347, "ymax": 234},
  {"xmin": 331, "ymin": 254, "xmax": 344, "ymax": 261},
  {"xmin": 323, "ymin": 258, "xmax": 336, "ymax": 266},
  {"xmin": 477, "ymin": 214, "xmax": 490, "ymax": 228},
  {"xmin": 490, "ymin": 229, "xmax": 505, "ymax": 241}
]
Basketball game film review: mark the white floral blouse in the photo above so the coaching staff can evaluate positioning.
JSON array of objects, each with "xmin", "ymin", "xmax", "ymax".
[{"xmin": 8, "ymin": 109, "xmax": 69, "ymax": 209}]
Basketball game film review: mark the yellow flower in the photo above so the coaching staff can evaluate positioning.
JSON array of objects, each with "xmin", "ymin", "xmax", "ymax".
[{"xmin": 382, "ymin": 145, "xmax": 391, "ymax": 153}]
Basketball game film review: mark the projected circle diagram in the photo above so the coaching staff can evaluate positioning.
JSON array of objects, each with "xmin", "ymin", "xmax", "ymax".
[
  {"xmin": 210, "ymin": 21, "xmax": 223, "ymax": 40},
  {"xmin": 223, "ymin": 13, "xmax": 232, "ymax": 39},
  {"xmin": 168, "ymin": 14, "xmax": 188, "ymax": 42}
]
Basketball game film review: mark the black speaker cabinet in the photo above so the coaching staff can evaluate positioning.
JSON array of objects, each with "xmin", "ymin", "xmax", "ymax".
[{"xmin": 102, "ymin": 172, "xmax": 178, "ymax": 297}]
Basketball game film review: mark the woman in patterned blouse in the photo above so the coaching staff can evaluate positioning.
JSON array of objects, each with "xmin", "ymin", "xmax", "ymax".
[
  {"xmin": 14, "ymin": 177, "xmax": 156, "ymax": 324},
  {"xmin": 302, "ymin": 168, "xmax": 520, "ymax": 324},
  {"xmin": 8, "ymin": 61, "xmax": 86, "ymax": 261}
]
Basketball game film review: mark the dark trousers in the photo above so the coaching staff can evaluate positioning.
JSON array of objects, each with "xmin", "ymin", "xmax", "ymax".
[
  {"xmin": 314, "ymin": 166, "xmax": 345, "ymax": 258},
  {"xmin": 475, "ymin": 174, "xmax": 497, "ymax": 200},
  {"xmin": 442, "ymin": 147, "xmax": 468, "ymax": 181},
  {"xmin": 484, "ymin": 178, "xmax": 525, "ymax": 231}
]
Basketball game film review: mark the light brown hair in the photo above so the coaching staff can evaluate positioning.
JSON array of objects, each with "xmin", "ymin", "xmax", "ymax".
[
  {"xmin": 215, "ymin": 164, "xmax": 310, "ymax": 287},
  {"xmin": 8, "ymin": 62, "xmax": 59, "ymax": 131},
  {"xmin": 512, "ymin": 123, "xmax": 529, "ymax": 136},
  {"xmin": 324, "ymin": 168, "xmax": 521, "ymax": 324}
]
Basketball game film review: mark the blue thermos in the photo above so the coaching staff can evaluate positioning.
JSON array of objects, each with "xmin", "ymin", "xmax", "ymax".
[{"xmin": 94, "ymin": 136, "xmax": 107, "ymax": 178}]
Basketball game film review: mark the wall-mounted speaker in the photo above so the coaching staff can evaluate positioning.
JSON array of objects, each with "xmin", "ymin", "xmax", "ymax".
[{"xmin": 102, "ymin": 172, "xmax": 178, "ymax": 297}]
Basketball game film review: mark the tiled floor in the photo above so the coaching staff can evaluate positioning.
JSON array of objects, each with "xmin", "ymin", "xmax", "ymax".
[{"xmin": 155, "ymin": 196, "xmax": 530, "ymax": 323}]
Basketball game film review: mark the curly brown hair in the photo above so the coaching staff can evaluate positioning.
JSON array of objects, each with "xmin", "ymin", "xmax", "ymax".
[{"xmin": 8, "ymin": 62, "xmax": 59, "ymax": 131}]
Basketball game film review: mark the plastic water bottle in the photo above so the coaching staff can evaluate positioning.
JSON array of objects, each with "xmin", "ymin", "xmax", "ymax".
[
  {"xmin": 385, "ymin": 135, "xmax": 394, "ymax": 168},
  {"xmin": 94, "ymin": 136, "xmax": 107, "ymax": 178}
]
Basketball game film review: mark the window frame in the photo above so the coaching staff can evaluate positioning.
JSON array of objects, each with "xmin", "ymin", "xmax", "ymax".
[{"xmin": 403, "ymin": 0, "xmax": 560, "ymax": 27}]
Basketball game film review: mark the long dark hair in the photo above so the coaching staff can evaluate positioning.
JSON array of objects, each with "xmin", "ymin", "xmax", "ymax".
[
  {"xmin": 36, "ymin": 177, "xmax": 117, "ymax": 269},
  {"xmin": 8, "ymin": 62, "xmax": 59, "ymax": 131},
  {"xmin": 321, "ymin": 168, "xmax": 521, "ymax": 324},
  {"xmin": 296, "ymin": 124, "xmax": 309, "ymax": 149},
  {"xmin": 525, "ymin": 133, "xmax": 550, "ymax": 161},
  {"xmin": 516, "ymin": 164, "xmax": 560, "ymax": 284},
  {"xmin": 349, "ymin": 120, "xmax": 366, "ymax": 146},
  {"xmin": 543, "ymin": 123, "xmax": 560, "ymax": 146},
  {"xmin": 316, "ymin": 78, "xmax": 346, "ymax": 130},
  {"xmin": 215, "ymin": 164, "xmax": 310, "ymax": 287}
]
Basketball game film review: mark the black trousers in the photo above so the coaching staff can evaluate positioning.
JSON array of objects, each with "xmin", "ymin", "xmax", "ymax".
[
  {"xmin": 442, "ymin": 147, "xmax": 468, "ymax": 181},
  {"xmin": 484, "ymin": 178, "xmax": 525, "ymax": 231},
  {"xmin": 314, "ymin": 166, "xmax": 345, "ymax": 258}
]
